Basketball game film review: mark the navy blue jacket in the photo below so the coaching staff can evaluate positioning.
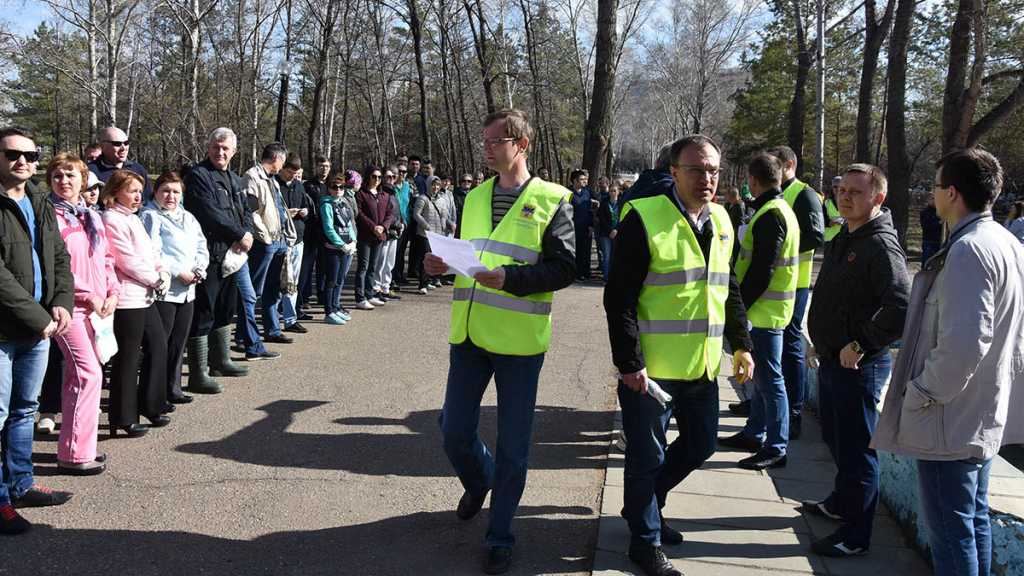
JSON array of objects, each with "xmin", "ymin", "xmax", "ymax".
[
  {"xmin": 89, "ymin": 158, "xmax": 152, "ymax": 199},
  {"xmin": 183, "ymin": 159, "xmax": 252, "ymax": 263}
]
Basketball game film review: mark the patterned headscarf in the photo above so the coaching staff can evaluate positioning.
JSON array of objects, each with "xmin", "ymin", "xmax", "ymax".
[
  {"xmin": 345, "ymin": 169, "xmax": 362, "ymax": 191},
  {"xmin": 48, "ymin": 192, "xmax": 104, "ymax": 252}
]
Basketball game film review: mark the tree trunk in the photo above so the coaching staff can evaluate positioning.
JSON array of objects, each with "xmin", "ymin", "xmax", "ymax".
[
  {"xmin": 855, "ymin": 0, "xmax": 895, "ymax": 162},
  {"xmin": 942, "ymin": 0, "xmax": 987, "ymax": 153},
  {"xmin": 407, "ymin": 0, "xmax": 431, "ymax": 156},
  {"xmin": 787, "ymin": 0, "xmax": 810, "ymax": 174},
  {"xmin": 583, "ymin": 0, "xmax": 618, "ymax": 180},
  {"xmin": 885, "ymin": 0, "xmax": 915, "ymax": 245},
  {"xmin": 88, "ymin": 0, "xmax": 98, "ymax": 136},
  {"xmin": 105, "ymin": 0, "xmax": 117, "ymax": 125},
  {"xmin": 306, "ymin": 0, "xmax": 336, "ymax": 168},
  {"xmin": 463, "ymin": 0, "xmax": 496, "ymax": 113}
]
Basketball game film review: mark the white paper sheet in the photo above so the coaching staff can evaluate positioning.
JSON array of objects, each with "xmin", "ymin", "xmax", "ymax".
[{"xmin": 426, "ymin": 231, "xmax": 489, "ymax": 277}]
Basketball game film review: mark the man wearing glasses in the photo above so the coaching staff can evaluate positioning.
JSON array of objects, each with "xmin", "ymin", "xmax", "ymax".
[
  {"xmin": 453, "ymin": 173, "xmax": 473, "ymax": 237},
  {"xmin": 87, "ymin": 126, "xmax": 152, "ymax": 200},
  {"xmin": 424, "ymin": 109, "xmax": 576, "ymax": 574},
  {"xmin": 0, "ymin": 126, "xmax": 76, "ymax": 535}
]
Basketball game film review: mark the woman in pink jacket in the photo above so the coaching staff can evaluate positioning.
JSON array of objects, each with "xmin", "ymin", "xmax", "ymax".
[
  {"xmin": 101, "ymin": 170, "xmax": 172, "ymax": 438},
  {"xmin": 45, "ymin": 154, "xmax": 119, "ymax": 474}
]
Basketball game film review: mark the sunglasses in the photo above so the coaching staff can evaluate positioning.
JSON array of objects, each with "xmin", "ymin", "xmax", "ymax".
[
  {"xmin": 105, "ymin": 140, "xmax": 130, "ymax": 147},
  {"xmin": 461, "ymin": 179, "xmax": 472, "ymax": 183},
  {"xmin": 330, "ymin": 184, "xmax": 345, "ymax": 190},
  {"xmin": 2, "ymin": 149, "xmax": 40, "ymax": 163},
  {"xmin": 370, "ymin": 174, "xmax": 382, "ymax": 179},
  {"xmin": 384, "ymin": 174, "xmax": 396, "ymax": 178},
  {"xmin": 398, "ymin": 169, "xmax": 407, "ymax": 173}
]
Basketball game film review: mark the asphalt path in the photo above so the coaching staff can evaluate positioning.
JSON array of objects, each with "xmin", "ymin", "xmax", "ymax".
[{"xmin": 13, "ymin": 281, "xmax": 617, "ymax": 576}]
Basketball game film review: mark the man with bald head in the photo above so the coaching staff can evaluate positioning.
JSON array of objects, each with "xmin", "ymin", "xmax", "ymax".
[{"xmin": 87, "ymin": 126, "xmax": 152, "ymax": 199}]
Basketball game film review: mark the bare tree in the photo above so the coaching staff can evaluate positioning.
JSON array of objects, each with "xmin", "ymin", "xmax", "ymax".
[
  {"xmin": 885, "ymin": 0, "xmax": 916, "ymax": 243},
  {"xmin": 854, "ymin": 0, "xmax": 895, "ymax": 162}
]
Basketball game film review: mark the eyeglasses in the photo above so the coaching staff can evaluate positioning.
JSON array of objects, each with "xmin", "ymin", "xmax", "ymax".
[
  {"xmin": 384, "ymin": 174, "xmax": 396, "ymax": 179},
  {"xmin": 398, "ymin": 169, "xmax": 407, "ymax": 174},
  {"xmin": 105, "ymin": 140, "xmax": 130, "ymax": 148},
  {"xmin": 461, "ymin": 179, "xmax": 472, "ymax": 183},
  {"xmin": 329, "ymin": 184, "xmax": 345, "ymax": 190},
  {"xmin": 483, "ymin": 137, "xmax": 517, "ymax": 148},
  {"xmin": 675, "ymin": 165, "xmax": 721, "ymax": 178},
  {"xmin": 2, "ymin": 149, "xmax": 40, "ymax": 163},
  {"xmin": 370, "ymin": 174, "xmax": 382, "ymax": 179}
]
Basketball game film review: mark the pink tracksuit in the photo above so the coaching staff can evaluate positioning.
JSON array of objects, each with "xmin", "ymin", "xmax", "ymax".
[{"xmin": 53, "ymin": 206, "xmax": 120, "ymax": 464}]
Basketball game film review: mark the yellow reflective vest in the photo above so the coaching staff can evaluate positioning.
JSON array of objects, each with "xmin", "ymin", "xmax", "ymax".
[
  {"xmin": 782, "ymin": 179, "xmax": 816, "ymax": 288},
  {"xmin": 735, "ymin": 197, "xmax": 800, "ymax": 329},
  {"xmin": 622, "ymin": 196, "xmax": 733, "ymax": 381},
  {"xmin": 824, "ymin": 197, "xmax": 841, "ymax": 242},
  {"xmin": 449, "ymin": 177, "xmax": 571, "ymax": 356}
]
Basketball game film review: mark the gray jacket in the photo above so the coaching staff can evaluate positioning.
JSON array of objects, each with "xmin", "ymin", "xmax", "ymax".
[{"xmin": 872, "ymin": 213, "xmax": 1024, "ymax": 461}]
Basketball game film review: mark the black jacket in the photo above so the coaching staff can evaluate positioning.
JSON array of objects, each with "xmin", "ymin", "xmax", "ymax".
[
  {"xmin": 596, "ymin": 195, "xmax": 620, "ymax": 237},
  {"xmin": 620, "ymin": 169, "xmax": 674, "ymax": 218},
  {"xmin": 783, "ymin": 178, "xmax": 825, "ymax": 253},
  {"xmin": 303, "ymin": 179, "xmax": 328, "ymax": 242},
  {"xmin": 604, "ymin": 188, "xmax": 753, "ymax": 376},
  {"xmin": 920, "ymin": 204, "xmax": 943, "ymax": 244},
  {"xmin": 184, "ymin": 159, "xmax": 252, "ymax": 263},
  {"xmin": 740, "ymin": 188, "xmax": 788, "ymax": 309},
  {"xmin": 0, "ymin": 181, "xmax": 74, "ymax": 341},
  {"xmin": 277, "ymin": 176, "xmax": 312, "ymax": 240},
  {"xmin": 807, "ymin": 209, "xmax": 910, "ymax": 360}
]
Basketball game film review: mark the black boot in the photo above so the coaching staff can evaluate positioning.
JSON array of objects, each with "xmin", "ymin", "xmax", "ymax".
[
  {"xmin": 208, "ymin": 326, "xmax": 249, "ymax": 377},
  {"xmin": 790, "ymin": 411, "xmax": 802, "ymax": 440},
  {"xmin": 186, "ymin": 336, "xmax": 223, "ymax": 394},
  {"xmin": 628, "ymin": 544, "xmax": 683, "ymax": 576}
]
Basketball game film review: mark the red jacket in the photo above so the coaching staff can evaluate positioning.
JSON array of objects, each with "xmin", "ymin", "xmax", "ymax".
[{"xmin": 355, "ymin": 187, "xmax": 395, "ymax": 243}]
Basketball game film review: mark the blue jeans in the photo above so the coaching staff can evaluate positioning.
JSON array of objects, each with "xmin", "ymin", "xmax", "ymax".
[
  {"xmin": 279, "ymin": 242, "xmax": 303, "ymax": 326},
  {"xmin": 439, "ymin": 341, "xmax": 544, "ymax": 549},
  {"xmin": 782, "ymin": 287, "xmax": 809, "ymax": 417},
  {"xmin": 742, "ymin": 327, "xmax": 788, "ymax": 455},
  {"xmin": 237, "ymin": 240, "xmax": 287, "ymax": 353},
  {"xmin": 322, "ymin": 249, "xmax": 353, "ymax": 315},
  {"xmin": 620, "ymin": 377, "xmax": 718, "ymax": 547},
  {"xmin": 598, "ymin": 235, "xmax": 614, "ymax": 279},
  {"xmin": 918, "ymin": 458, "xmax": 992, "ymax": 576},
  {"xmin": 0, "ymin": 338, "xmax": 50, "ymax": 505},
  {"xmin": 818, "ymin": 353, "xmax": 891, "ymax": 548},
  {"xmin": 355, "ymin": 240, "xmax": 382, "ymax": 302}
]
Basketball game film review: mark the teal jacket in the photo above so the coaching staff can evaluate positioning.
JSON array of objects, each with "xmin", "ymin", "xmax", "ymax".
[{"xmin": 320, "ymin": 194, "xmax": 355, "ymax": 247}]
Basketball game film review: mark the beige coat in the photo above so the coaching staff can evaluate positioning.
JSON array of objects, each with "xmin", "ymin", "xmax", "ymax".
[{"xmin": 242, "ymin": 164, "xmax": 283, "ymax": 245}]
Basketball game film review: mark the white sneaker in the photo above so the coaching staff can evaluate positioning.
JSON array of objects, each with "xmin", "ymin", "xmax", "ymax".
[
  {"xmin": 418, "ymin": 287, "xmax": 429, "ymax": 295},
  {"xmin": 426, "ymin": 283, "xmax": 436, "ymax": 290},
  {"xmin": 36, "ymin": 414, "xmax": 57, "ymax": 435},
  {"xmin": 355, "ymin": 300, "xmax": 375, "ymax": 310},
  {"xmin": 368, "ymin": 297, "xmax": 386, "ymax": 306}
]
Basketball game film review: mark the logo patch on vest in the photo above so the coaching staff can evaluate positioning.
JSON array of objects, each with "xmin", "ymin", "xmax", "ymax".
[{"xmin": 520, "ymin": 204, "xmax": 536, "ymax": 218}]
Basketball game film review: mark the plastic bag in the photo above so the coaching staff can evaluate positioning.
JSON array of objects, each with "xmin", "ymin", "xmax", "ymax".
[
  {"xmin": 222, "ymin": 249, "xmax": 248, "ymax": 277},
  {"xmin": 89, "ymin": 312, "xmax": 118, "ymax": 364}
]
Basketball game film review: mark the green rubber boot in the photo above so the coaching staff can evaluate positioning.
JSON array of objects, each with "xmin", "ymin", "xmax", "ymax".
[
  {"xmin": 208, "ymin": 325, "xmax": 250, "ymax": 377},
  {"xmin": 186, "ymin": 336, "xmax": 223, "ymax": 394}
]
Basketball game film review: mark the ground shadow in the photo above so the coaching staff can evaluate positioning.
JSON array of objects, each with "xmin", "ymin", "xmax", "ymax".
[
  {"xmin": 14, "ymin": 505, "xmax": 595, "ymax": 576},
  {"xmin": 175, "ymin": 401, "xmax": 615, "ymax": 476}
]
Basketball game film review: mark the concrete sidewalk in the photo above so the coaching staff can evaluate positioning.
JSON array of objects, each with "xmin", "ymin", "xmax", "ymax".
[{"xmin": 592, "ymin": 370, "xmax": 933, "ymax": 576}]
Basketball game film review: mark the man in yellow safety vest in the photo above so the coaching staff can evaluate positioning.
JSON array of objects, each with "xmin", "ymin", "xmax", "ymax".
[
  {"xmin": 424, "ymin": 108, "xmax": 576, "ymax": 575},
  {"xmin": 605, "ymin": 135, "xmax": 755, "ymax": 576}
]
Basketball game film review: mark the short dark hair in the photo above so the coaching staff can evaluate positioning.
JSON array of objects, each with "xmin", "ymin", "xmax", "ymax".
[
  {"xmin": 283, "ymin": 153, "xmax": 302, "ymax": 171},
  {"xmin": 844, "ymin": 163, "xmax": 887, "ymax": 197},
  {"xmin": 765, "ymin": 145, "xmax": 798, "ymax": 167},
  {"xmin": 570, "ymin": 169, "xmax": 589, "ymax": 182},
  {"xmin": 260, "ymin": 142, "xmax": 288, "ymax": 163},
  {"xmin": 422, "ymin": 158, "xmax": 432, "ymax": 166},
  {"xmin": 747, "ymin": 153, "xmax": 782, "ymax": 188},
  {"xmin": 936, "ymin": 148, "xmax": 1004, "ymax": 212},
  {"xmin": 0, "ymin": 126, "xmax": 34, "ymax": 142},
  {"xmin": 669, "ymin": 134, "xmax": 721, "ymax": 165},
  {"xmin": 314, "ymin": 154, "xmax": 329, "ymax": 165},
  {"xmin": 484, "ymin": 108, "xmax": 534, "ymax": 151},
  {"xmin": 408, "ymin": 154, "xmax": 422, "ymax": 163}
]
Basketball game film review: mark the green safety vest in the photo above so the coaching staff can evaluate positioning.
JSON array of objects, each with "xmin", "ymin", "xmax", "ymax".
[
  {"xmin": 824, "ymin": 198, "xmax": 841, "ymax": 242},
  {"xmin": 736, "ymin": 197, "xmax": 800, "ymax": 329},
  {"xmin": 622, "ymin": 196, "xmax": 734, "ymax": 381},
  {"xmin": 449, "ymin": 177, "xmax": 571, "ymax": 356},
  {"xmin": 782, "ymin": 179, "xmax": 815, "ymax": 289}
]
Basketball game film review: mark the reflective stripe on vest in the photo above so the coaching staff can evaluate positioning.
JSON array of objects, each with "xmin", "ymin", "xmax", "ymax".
[
  {"xmin": 624, "ymin": 195, "xmax": 733, "ymax": 381},
  {"xmin": 782, "ymin": 179, "xmax": 815, "ymax": 288},
  {"xmin": 824, "ymin": 198, "xmax": 841, "ymax": 242},
  {"xmin": 449, "ymin": 177, "xmax": 570, "ymax": 356},
  {"xmin": 735, "ymin": 196, "xmax": 800, "ymax": 329}
]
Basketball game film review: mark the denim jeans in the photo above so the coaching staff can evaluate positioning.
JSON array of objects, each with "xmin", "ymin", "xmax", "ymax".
[
  {"xmin": 0, "ymin": 338, "xmax": 50, "ymax": 505},
  {"xmin": 439, "ymin": 341, "xmax": 544, "ymax": 549},
  {"xmin": 235, "ymin": 261, "xmax": 266, "ymax": 355},
  {"xmin": 598, "ymin": 235, "xmax": 614, "ymax": 280},
  {"xmin": 818, "ymin": 353, "xmax": 891, "ymax": 548},
  {"xmin": 782, "ymin": 287, "xmax": 809, "ymax": 417},
  {"xmin": 355, "ymin": 240, "xmax": 382, "ymax": 303},
  {"xmin": 918, "ymin": 458, "xmax": 992, "ymax": 576},
  {"xmin": 280, "ymin": 242, "xmax": 304, "ymax": 326},
  {"xmin": 619, "ymin": 377, "xmax": 718, "ymax": 547},
  {"xmin": 742, "ymin": 327, "xmax": 788, "ymax": 455},
  {"xmin": 322, "ymin": 249, "xmax": 353, "ymax": 315},
  {"xmin": 237, "ymin": 240, "xmax": 287, "ymax": 353}
]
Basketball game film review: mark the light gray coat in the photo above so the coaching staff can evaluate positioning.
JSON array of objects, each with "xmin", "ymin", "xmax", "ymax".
[{"xmin": 872, "ymin": 213, "xmax": 1024, "ymax": 461}]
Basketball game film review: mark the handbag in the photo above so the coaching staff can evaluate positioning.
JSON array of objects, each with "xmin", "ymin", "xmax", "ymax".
[{"xmin": 89, "ymin": 312, "xmax": 119, "ymax": 364}]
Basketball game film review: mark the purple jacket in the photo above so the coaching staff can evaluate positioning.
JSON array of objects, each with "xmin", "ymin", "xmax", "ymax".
[{"xmin": 355, "ymin": 187, "xmax": 395, "ymax": 243}]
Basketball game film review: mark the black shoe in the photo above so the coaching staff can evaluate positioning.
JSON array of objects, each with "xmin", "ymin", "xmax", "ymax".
[
  {"xmin": 11, "ymin": 485, "xmax": 73, "ymax": 509},
  {"xmin": 168, "ymin": 394, "xmax": 194, "ymax": 405},
  {"xmin": 297, "ymin": 312, "xmax": 314, "ymax": 321},
  {"xmin": 484, "ymin": 546, "xmax": 513, "ymax": 575},
  {"xmin": 628, "ymin": 544, "xmax": 682, "ymax": 576},
  {"xmin": 160, "ymin": 403, "xmax": 176, "ymax": 414},
  {"xmin": 231, "ymin": 344, "xmax": 246, "ymax": 353},
  {"xmin": 456, "ymin": 489, "xmax": 488, "ymax": 520},
  {"xmin": 145, "ymin": 414, "xmax": 171, "ymax": 428},
  {"xmin": 728, "ymin": 399, "xmax": 751, "ymax": 416},
  {"xmin": 245, "ymin": 350, "xmax": 281, "ymax": 361},
  {"xmin": 283, "ymin": 322, "xmax": 308, "ymax": 334},
  {"xmin": 264, "ymin": 334, "xmax": 294, "ymax": 344},
  {"xmin": 799, "ymin": 499, "xmax": 842, "ymax": 521},
  {"xmin": 738, "ymin": 450, "xmax": 787, "ymax": 470},
  {"xmin": 717, "ymin": 432, "xmax": 763, "ymax": 453},
  {"xmin": 110, "ymin": 423, "xmax": 149, "ymax": 438},
  {"xmin": 660, "ymin": 518, "xmax": 684, "ymax": 545},
  {"xmin": 811, "ymin": 530, "xmax": 867, "ymax": 557},
  {"xmin": 57, "ymin": 459, "xmax": 106, "ymax": 476},
  {"xmin": 0, "ymin": 503, "xmax": 31, "ymax": 534},
  {"xmin": 790, "ymin": 412, "xmax": 802, "ymax": 440}
]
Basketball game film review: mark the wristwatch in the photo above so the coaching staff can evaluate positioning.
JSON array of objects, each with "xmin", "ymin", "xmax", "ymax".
[{"xmin": 850, "ymin": 341, "xmax": 863, "ymax": 355}]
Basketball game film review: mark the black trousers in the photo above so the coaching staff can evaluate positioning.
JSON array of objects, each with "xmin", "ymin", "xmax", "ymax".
[
  {"xmin": 394, "ymin": 222, "xmax": 413, "ymax": 282},
  {"xmin": 191, "ymin": 259, "xmax": 238, "ymax": 337},
  {"xmin": 37, "ymin": 344, "xmax": 65, "ymax": 415},
  {"xmin": 110, "ymin": 305, "xmax": 168, "ymax": 425},
  {"xmin": 298, "ymin": 239, "xmax": 320, "ymax": 307},
  {"xmin": 575, "ymin": 226, "xmax": 593, "ymax": 277},
  {"xmin": 412, "ymin": 235, "xmax": 435, "ymax": 289},
  {"xmin": 155, "ymin": 300, "xmax": 194, "ymax": 400}
]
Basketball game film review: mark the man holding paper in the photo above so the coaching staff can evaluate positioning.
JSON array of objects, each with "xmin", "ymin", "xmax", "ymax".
[
  {"xmin": 604, "ymin": 135, "xmax": 755, "ymax": 576},
  {"xmin": 424, "ymin": 108, "xmax": 575, "ymax": 575}
]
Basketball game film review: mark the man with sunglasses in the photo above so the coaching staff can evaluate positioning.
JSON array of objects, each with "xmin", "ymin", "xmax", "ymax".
[
  {"xmin": 453, "ymin": 173, "xmax": 473, "ymax": 237},
  {"xmin": 0, "ymin": 126, "xmax": 76, "ymax": 535},
  {"xmin": 87, "ymin": 126, "xmax": 152, "ymax": 200}
]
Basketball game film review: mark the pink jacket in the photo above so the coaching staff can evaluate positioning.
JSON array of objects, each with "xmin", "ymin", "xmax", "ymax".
[
  {"xmin": 54, "ymin": 206, "xmax": 120, "ymax": 315},
  {"xmin": 102, "ymin": 204, "xmax": 164, "ymax": 309}
]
